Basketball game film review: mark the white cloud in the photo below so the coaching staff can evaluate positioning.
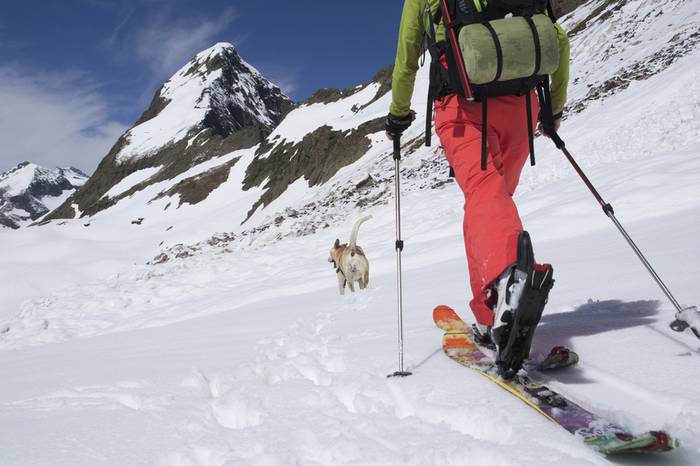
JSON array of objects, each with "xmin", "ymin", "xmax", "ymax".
[
  {"xmin": 0, "ymin": 66, "xmax": 128, "ymax": 174},
  {"xmin": 132, "ymin": 8, "xmax": 238, "ymax": 78}
]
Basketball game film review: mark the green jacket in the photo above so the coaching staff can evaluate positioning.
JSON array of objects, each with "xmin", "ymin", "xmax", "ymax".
[{"xmin": 389, "ymin": 0, "xmax": 570, "ymax": 117}]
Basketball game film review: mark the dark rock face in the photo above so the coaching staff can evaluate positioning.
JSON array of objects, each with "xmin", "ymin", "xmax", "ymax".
[
  {"xmin": 242, "ymin": 118, "xmax": 384, "ymax": 221},
  {"xmin": 302, "ymin": 65, "xmax": 393, "ymax": 108},
  {"xmin": 204, "ymin": 50, "xmax": 294, "ymax": 135},
  {"xmin": 46, "ymin": 43, "xmax": 294, "ymax": 220},
  {"xmin": 552, "ymin": 0, "xmax": 590, "ymax": 18},
  {"xmin": 156, "ymin": 157, "xmax": 241, "ymax": 207},
  {"xmin": 240, "ymin": 64, "xmax": 394, "ymax": 221},
  {"xmin": 0, "ymin": 162, "xmax": 88, "ymax": 229}
]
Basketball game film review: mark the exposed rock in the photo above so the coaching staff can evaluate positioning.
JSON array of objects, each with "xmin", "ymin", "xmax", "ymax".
[
  {"xmin": 0, "ymin": 162, "xmax": 87, "ymax": 229},
  {"xmin": 242, "ymin": 118, "xmax": 384, "ymax": 220},
  {"xmin": 155, "ymin": 157, "xmax": 240, "ymax": 207},
  {"xmin": 566, "ymin": 4, "xmax": 700, "ymax": 115},
  {"xmin": 302, "ymin": 64, "xmax": 393, "ymax": 110},
  {"xmin": 46, "ymin": 43, "xmax": 293, "ymax": 220},
  {"xmin": 552, "ymin": 0, "xmax": 591, "ymax": 19}
]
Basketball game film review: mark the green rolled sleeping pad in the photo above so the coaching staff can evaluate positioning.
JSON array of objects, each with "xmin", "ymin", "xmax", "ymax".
[{"xmin": 459, "ymin": 13, "xmax": 560, "ymax": 85}]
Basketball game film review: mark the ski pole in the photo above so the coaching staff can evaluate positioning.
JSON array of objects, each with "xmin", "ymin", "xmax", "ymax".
[
  {"xmin": 545, "ymin": 128, "xmax": 700, "ymax": 340},
  {"xmin": 388, "ymin": 136, "xmax": 412, "ymax": 377}
]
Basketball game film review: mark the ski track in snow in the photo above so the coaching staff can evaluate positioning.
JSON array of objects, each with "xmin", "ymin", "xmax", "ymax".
[{"xmin": 141, "ymin": 296, "xmax": 606, "ymax": 466}]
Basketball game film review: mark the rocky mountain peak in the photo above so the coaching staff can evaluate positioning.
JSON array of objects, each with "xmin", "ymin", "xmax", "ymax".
[
  {"xmin": 118, "ymin": 42, "xmax": 293, "ymax": 165},
  {"xmin": 46, "ymin": 42, "xmax": 294, "ymax": 220},
  {"xmin": 0, "ymin": 162, "xmax": 88, "ymax": 229}
]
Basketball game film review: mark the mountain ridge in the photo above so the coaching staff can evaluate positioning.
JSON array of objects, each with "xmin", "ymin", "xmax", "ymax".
[
  {"xmin": 34, "ymin": 0, "xmax": 700, "ymax": 245},
  {"xmin": 0, "ymin": 162, "xmax": 88, "ymax": 229},
  {"xmin": 45, "ymin": 42, "xmax": 293, "ymax": 220}
]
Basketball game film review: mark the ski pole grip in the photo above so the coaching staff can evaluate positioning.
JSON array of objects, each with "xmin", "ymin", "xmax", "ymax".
[{"xmin": 393, "ymin": 137, "xmax": 401, "ymax": 161}]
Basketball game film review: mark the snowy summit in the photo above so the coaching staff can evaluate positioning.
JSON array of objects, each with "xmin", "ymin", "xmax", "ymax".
[
  {"xmin": 116, "ymin": 42, "xmax": 292, "ymax": 164},
  {"xmin": 0, "ymin": 162, "xmax": 87, "ymax": 229},
  {"xmin": 44, "ymin": 42, "xmax": 293, "ymax": 221}
]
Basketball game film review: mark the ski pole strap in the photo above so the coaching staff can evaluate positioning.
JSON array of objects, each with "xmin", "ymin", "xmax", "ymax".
[
  {"xmin": 526, "ymin": 91, "xmax": 535, "ymax": 166},
  {"xmin": 424, "ymin": 4, "xmax": 439, "ymax": 147},
  {"xmin": 425, "ymin": 2, "xmax": 442, "ymax": 61},
  {"xmin": 546, "ymin": 1, "xmax": 558, "ymax": 22},
  {"xmin": 536, "ymin": 81, "xmax": 565, "ymax": 150}
]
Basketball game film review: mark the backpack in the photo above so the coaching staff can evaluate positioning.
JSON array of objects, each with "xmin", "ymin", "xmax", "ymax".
[{"xmin": 425, "ymin": 0, "xmax": 561, "ymax": 170}]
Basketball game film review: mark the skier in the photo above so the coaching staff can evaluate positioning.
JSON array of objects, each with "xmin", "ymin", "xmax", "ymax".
[{"xmin": 386, "ymin": 0, "xmax": 570, "ymax": 375}]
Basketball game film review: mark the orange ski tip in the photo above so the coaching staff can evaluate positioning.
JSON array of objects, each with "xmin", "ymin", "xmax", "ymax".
[{"xmin": 433, "ymin": 305, "xmax": 458, "ymax": 324}]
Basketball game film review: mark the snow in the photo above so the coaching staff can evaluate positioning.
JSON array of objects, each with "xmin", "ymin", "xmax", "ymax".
[
  {"xmin": 0, "ymin": 163, "xmax": 88, "ymax": 228},
  {"xmin": 39, "ymin": 189, "xmax": 74, "ymax": 213},
  {"xmin": 0, "ymin": 163, "xmax": 87, "ymax": 200},
  {"xmin": 62, "ymin": 167, "xmax": 88, "ymax": 187},
  {"xmin": 115, "ymin": 42, "xmax": 283, "ymax": 164},
  {"xmin": 261, "ymin": 63, "xmax": 429, "ymax": 152},
  {"xmin": 266, "ymin": 83, "xmax": 384, "ymax": 146},
  {"xmin": 2, "ymin": 140, "xmax": 700, "ymax": 463},
  {"xmin": 115, "ymin": 71, "xmax": 221, "ymax": 163},
  {"xmin": 0, "ymin": 162, "xmax": 39, "ymax": 196},
  {"xmin": 1, "ymin": 1, "xmax": 699, "ymax": 464},
  {"xmin": 102, "ymin": 166, "xmax": 162, "ymax": 199}
]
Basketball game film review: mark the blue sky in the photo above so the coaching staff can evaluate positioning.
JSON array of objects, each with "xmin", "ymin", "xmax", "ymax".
[{"xmin": 0, "ymin": 0, "xmax": 404, "ymax": 172}]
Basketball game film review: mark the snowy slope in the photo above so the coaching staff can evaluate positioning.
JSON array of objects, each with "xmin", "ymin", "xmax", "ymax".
[
  {"xmin": 1, "ymin": 0, "xmax": 700, "ymax": 464},
  {"xmin": 1, "ymin": 141, "xmax": 699, "ymax": 465}
]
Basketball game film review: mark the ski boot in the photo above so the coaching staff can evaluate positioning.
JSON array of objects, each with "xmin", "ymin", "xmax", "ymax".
[
  {"xmin": 472, "ymin": 323, "xmax": 496, "ymax": 351},
  {"xmin": 491, "ymin": 231, "xmax": 555, "ymax": 379}
]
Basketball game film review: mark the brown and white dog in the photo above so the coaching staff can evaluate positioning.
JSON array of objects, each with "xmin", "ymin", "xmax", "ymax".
[{"xmin": 328, "ymin": 215, "xmax": 372, "ymax": 295}]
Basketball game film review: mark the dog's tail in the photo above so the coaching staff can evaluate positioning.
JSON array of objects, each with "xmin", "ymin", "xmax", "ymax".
[{"xmin": 349, "ymin": 215, "xmax": 372, "ymax": 254}]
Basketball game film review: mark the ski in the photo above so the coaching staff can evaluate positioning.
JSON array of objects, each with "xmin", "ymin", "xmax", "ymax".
[{"xmin": 434, "ymin": 305, "xmax": 677, "ymax": 455}]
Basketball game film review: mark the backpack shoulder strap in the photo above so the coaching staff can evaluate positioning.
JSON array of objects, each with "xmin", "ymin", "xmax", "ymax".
[
  {"xmin": 546, "ymin": 1, "xmax": 558, "ymax": 22},
  {"xmin": 424, "ymin": 1, "xmax": 442, "ymax": 59}
]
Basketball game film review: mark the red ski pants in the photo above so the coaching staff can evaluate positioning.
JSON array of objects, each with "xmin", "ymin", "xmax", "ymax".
[{"xmin": 434, "ymin": 93, "xmax": 539, "ymax": 326}]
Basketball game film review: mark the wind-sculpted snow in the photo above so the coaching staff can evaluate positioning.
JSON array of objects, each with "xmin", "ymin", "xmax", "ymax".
[
  {"xmin": 1, "ymin": 1, "xmax": 700, "ymax": 463},
  {"xmin": 2, "ymin": 151, "xmax": 700, "ymax": 462}
]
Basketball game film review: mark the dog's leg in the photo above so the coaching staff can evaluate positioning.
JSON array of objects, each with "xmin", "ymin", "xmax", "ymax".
[
  {"xmin": 337, "ymin": 272, "xmax": 346, "ymax": 295},
  {"xmin": 348, "ymin": 280, "xmax": 356, "ymax": 293}
]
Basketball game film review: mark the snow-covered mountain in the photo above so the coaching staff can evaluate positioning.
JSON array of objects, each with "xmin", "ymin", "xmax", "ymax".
[
  {"xmin": 1, "ymin": 1, "xmax": 700, "ymax": 464},
  {"xmin": 40, "ymin": 0, "xmax": 699, "ymax": 244},
  {"xmin": 0, "ymin": 162, "xmax": 87, "ymax": 229},
  {"xmin": 46, "ymin": 42, "xmax": 293, "ymax": 220}
]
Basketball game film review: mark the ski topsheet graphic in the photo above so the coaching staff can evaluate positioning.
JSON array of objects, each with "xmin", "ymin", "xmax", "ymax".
[{"xmin": 433, "ymin": 305, "xmax": 677, "ymax": 455}]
